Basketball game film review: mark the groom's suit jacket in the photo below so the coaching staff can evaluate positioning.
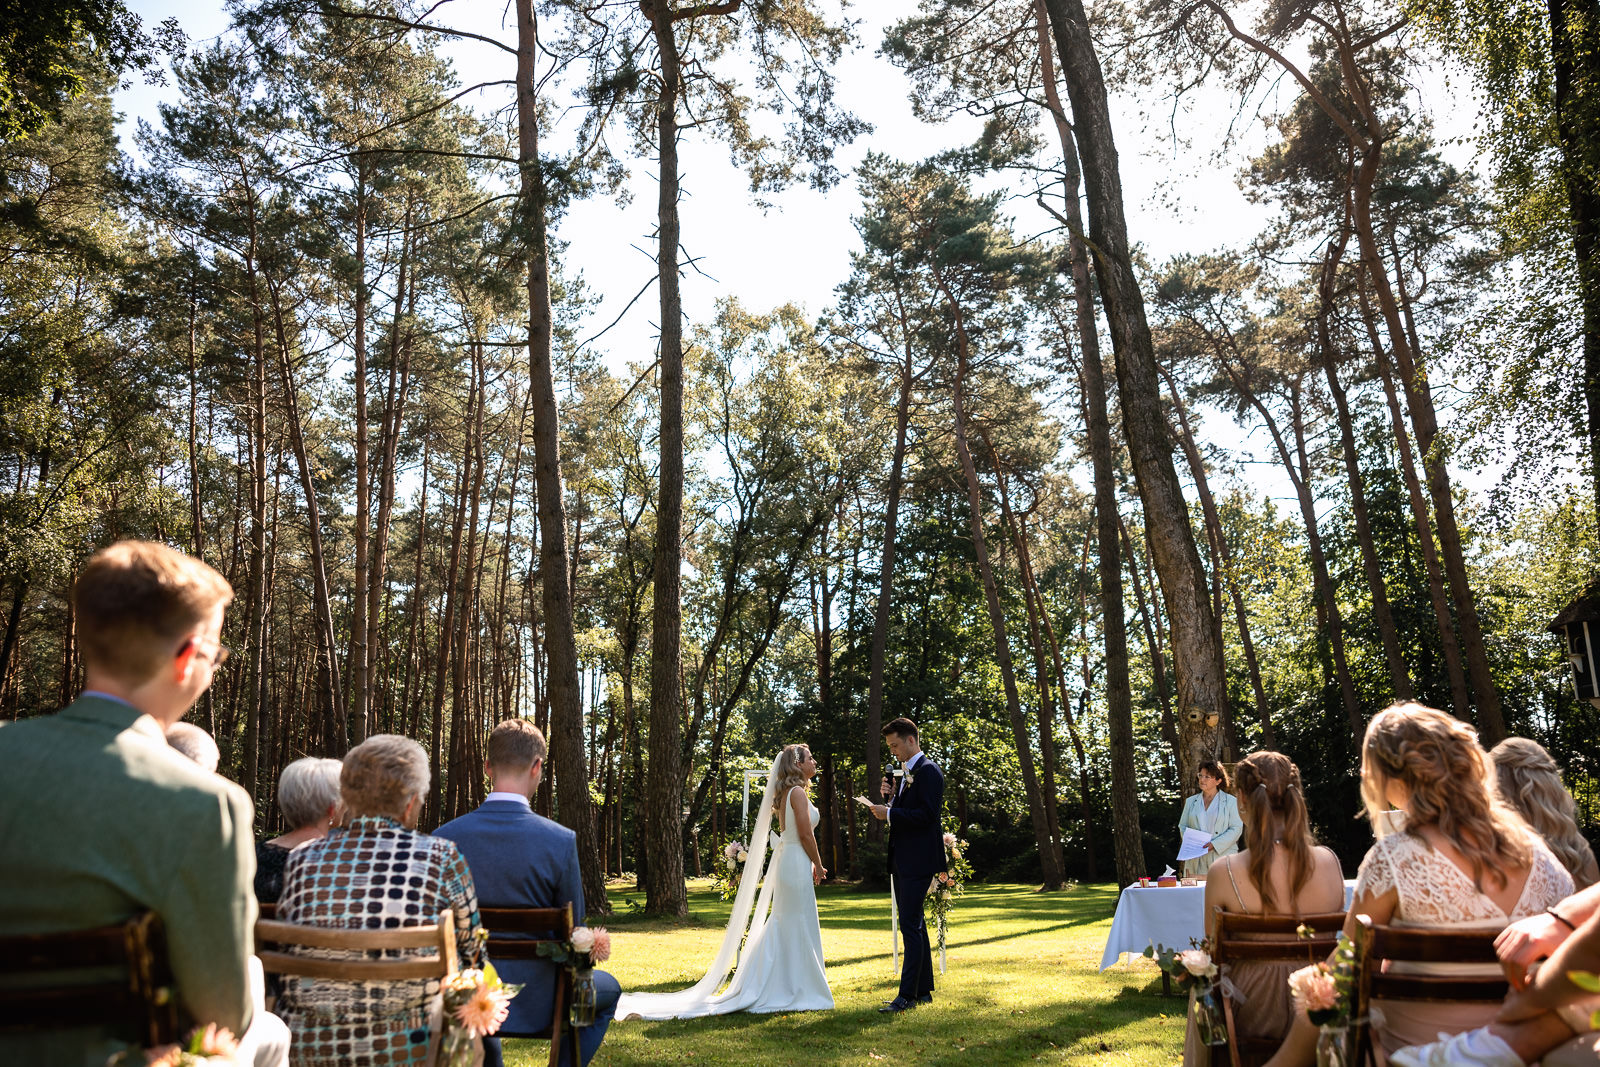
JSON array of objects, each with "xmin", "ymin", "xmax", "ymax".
[
  {"xmin": 435, "ymin": 799, "xmax": 586, "ymax": 1035},
  {"xmin": 885, "ymin": 755, "xmax": 947, "ymax": 880}
]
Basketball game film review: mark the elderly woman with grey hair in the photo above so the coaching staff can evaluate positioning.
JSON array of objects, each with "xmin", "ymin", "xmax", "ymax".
[
  {"xmin": 255, "ymin": 756, "xmax": 343, "ymax": 903},
  {"xmin": 276, "ymin": 735, "xmax": 485, "ymax": 1067}
]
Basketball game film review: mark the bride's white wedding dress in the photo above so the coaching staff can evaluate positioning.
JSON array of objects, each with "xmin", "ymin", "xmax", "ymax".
[{"xmin": 615, "ymin": 772, "xmax": 833, "ymax": 1019}]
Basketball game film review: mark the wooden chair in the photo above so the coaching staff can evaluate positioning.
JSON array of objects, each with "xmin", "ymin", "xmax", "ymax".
[
  {"xmin": 1207, "ymin": 907, "xmax": 1346, "ymax": 1067},
  {"xmin": 1349, "ymin": 914, "xmax": 1509, "ymax": 1067},
  {"xmin": 0, "ymin": 910, "xmax": 182, "ymax": 1047},
  {"xmin": 479, "ymin": 903, "xmax": 580, "ymax": 1067},
  {"xmin": 255, "ymin": 911, "xmax": 459, "ymax": 1066}
]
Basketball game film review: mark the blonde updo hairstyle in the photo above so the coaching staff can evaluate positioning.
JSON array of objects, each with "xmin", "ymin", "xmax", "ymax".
[
  {"xmin": 772, "ymin": 744, "xmax": 812, "ymax": 800},
  {"xmin": 1490, "ymin": 737, "xmax": 1598, "ymax": 888},
  {"xmin": 1362, "ymin": 702, "xmax": 1532, "ymax": 892},
  {"xmin": 1234, "ymin": 751, "xmax": 1318, "ymax": 913}
]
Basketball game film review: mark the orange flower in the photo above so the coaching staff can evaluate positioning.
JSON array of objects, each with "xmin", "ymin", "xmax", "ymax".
[
  {"xmin": 454, "ymin": 982, "xmax": 513, "ymax": 1038},
  {"xmin": 142, "ymin": 1047, "xmax": 182, "ymax": 1067},
  {"xmin": 195, "ymin": 1024, "xmax": 239, "ymax": 1056}
]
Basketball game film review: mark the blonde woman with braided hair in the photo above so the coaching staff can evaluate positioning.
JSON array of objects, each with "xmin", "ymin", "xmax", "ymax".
[
  {"xmin": 1184, "ymin": 752, "xmax": 1344, "ymax": 1065},
  {"xmin": 1491, "ymin": 738, "xmax": 1600, "ymax": 889},
  {"xmin": 1266, "ymin": 704, "xmax": 1573, "ymax": 1067}
]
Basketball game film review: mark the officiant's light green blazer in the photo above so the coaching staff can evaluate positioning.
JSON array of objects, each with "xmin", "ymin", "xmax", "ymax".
[{"xmin": 0, "ymin": 695, "xmax": 258, "ymax": 1067}]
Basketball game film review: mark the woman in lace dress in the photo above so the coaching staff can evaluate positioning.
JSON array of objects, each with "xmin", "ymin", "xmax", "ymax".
[
  {"xmin": 1266, "ymin": 703, "xmax": 1573, "ymax": 1066},
  {"xmin": 1184, "ymin": 752, "xmax": 1346, "ymax": 1065},
  {"xmin": 615, "ymin": 743, "xmax": 833, "ymax": 1019}
]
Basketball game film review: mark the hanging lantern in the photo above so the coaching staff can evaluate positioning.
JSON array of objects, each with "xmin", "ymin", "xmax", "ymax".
[{"xmin": 1548, "ymin": 582, "xmax": 1600, "ymax": 709}]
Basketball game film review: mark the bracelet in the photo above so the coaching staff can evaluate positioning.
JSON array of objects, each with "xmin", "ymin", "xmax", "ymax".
[{"xmin": 1548, "ymin": 906, "xmax": 1577, "ymax": 931}]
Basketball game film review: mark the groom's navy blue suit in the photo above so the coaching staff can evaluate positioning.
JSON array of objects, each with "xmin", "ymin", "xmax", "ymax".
[
  {"xmin": 436, "ymin": 797, "xmax": 620, "ymax": 1067},
  {"xmin": 886, "ymin": 754, "xmax": 946, "ymax": 1004}
]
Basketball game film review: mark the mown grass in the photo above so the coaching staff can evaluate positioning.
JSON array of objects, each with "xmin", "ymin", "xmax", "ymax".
[{"xmin": 503, "ymin": 880, "xmax": 1185, "ymax": 1066}]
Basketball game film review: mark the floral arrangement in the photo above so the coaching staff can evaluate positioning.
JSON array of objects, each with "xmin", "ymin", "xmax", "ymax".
[
  {"xmin": 440, "ymin": 964, "xmax": 523, "ymax": 1067},
  {"xmin": 1286, "ymin": 931, "xmax": 1358, "ymax": 1027},
  {"xmin": 535, "ymin": 925, "xmax": 613, "ymax": 1027},
  {"xmin": 928, "ymin": 832, "xmax": 972, "ymax": 956},
  {"xmin": 1286, "ymin": 929, "xmax": 1360, "ymax": 1066},
  {"xmin": 107, "ymin": 1024, "xmax": 242, "ymax": 1065},
  {"xmin": 1147, "ymin": 941, "xmax": 1227, "ymax": 1048},
  {"xmin": 713, "ymin": 839, "xmax": 751, "ymax": 901}
]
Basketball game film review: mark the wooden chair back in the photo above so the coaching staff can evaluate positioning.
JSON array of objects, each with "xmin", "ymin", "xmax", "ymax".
[
  {"xmin": 255, "ymin": 910, "xmax": 458, "ymax": 982},
  {"xmin": 0, "ymin": 910, "xmax": 182, "ymax": 1047},
  {"xmin": 1207, "ymin": 908, "xmax": 1346, "ymax": 1067},
  {"xmin": 479, "ymin": 903, "xmax": 579, "ymax": 1067},
  {"xmin": 1350, "ymin": 914, "xmax": 1508, "ymax": 1067}
]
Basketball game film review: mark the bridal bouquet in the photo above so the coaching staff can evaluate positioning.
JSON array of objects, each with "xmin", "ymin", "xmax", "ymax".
[
  {"xmin": 440, "ymin": 964, "xmax": 523, "ymax": 1067},
  {"xmin": 107, "ymin": 1025, "xmax": 242, "ymax": 1066},
  {"xmin": 536, "ymin": 926, "xmax": 613, "ymax": 1027},
  {"xmin": 929, "ymin": 832, "xmax": 972, "ymax": 956},
  {"xmin": 1147, "ymin": 940, "xmax": 1226, "ymax": 1049},
  {"xmin": 713, "ymin": 839, "xmax": 751, "ymax": 901}
]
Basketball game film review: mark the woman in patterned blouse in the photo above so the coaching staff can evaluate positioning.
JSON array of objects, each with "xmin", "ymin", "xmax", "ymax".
[{"xmin": 277, "ymin": 734, "xmax": 486, "ymax": 1067}]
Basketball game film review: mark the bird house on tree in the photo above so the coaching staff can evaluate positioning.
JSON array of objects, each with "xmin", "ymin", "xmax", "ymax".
[{"xmin": 1548, "ymin": 581, "xmax": 1600, "ymax": 709}]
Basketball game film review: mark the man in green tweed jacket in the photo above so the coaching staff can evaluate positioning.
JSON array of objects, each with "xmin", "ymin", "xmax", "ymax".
[{"xmin": 0, "ymin": 541, "xmax": 288, "ymax": 1067}]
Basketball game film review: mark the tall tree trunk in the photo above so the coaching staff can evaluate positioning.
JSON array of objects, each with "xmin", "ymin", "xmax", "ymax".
[
  {"xmin": 865, "ymin": 330, "xmax": 916, "ymax": 841},
  {"xmin": 1041, "ymin": 0, "xmax": 1227, "ymax": 787},
  {"xmin": 1158, "ymin": 368, "xmax": 1271, "ymax": 744},
  {"xmin": 518, "ymin": 0, "xmax": 609, "ymax": 912},
  {"xmin": 1318, "ymin": 227, "xmax": 1413, "ymax": 703},
  {"xmin": 349, "ymin": 172, "xmax": 371, "ymax": 744},
  {"xmin": 1358, "ymin": 278, "xmax": 1472, "ymax": 719},
  {"xmin": 944, "ymin": 302, "xmax": 1064, "ymax": 889}
]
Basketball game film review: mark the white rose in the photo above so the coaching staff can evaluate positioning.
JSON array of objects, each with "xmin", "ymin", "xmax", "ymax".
[
  {"xmin": 1178, "ymin": 948, "xmax": 1216, "ymax": 979},
  {"xmin": 571, "ymin": 926, "xmax": 596, "ymax": 953}
]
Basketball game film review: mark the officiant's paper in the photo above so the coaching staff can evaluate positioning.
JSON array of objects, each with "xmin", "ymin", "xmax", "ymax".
[{"xmin": 1175, "ymin": 828, "xmax": 1213, "ymax": 862}]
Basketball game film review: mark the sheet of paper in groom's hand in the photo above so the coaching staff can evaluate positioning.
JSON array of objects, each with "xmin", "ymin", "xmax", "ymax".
[
  {"xmin": 1176, "ymin": 828, "xmax": 1213, "ymax": 862},
  {"xmin": 854, "ymin": 795, "xmax": 875, "ymax": 808}
]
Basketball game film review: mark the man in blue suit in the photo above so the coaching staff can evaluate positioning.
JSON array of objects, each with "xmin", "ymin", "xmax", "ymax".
[
  {"xmin": 869, "ymin": 716, "xmax": 946, "ymax": 1013},
  {"xmin": 435, "ymin": 719, "xmax": 620, "ymax": 1067}
]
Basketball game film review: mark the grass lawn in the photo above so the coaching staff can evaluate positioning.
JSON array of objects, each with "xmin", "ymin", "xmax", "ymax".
[{"xmin": 502, "ymin": 880, "xmax": 1186, "ymax": 1066}]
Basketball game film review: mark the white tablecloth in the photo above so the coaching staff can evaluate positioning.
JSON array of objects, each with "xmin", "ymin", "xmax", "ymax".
[{"xmin": 1098, "ymin": 879, "xmax": 1358, "ymax": 970}]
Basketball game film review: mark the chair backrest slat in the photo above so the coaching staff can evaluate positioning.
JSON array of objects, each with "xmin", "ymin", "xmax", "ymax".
[
  {"xmin": 1211, "ymin": 907, "xmax": 1347, "ymax": 966},
  {"xmin": 255, "ymin": 911, "xmax": 457, "ymax": 983},
  {"xmin": 0, "ymin": 911, "xmax": 179, "ymax": 1047}
]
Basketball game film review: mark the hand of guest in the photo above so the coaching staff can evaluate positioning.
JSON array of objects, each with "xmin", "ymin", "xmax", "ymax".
[
  {"xmin": 870, "ymin": 804, "xmax": 888, "ymax": 821},
  {"xmin": 1496, "ymin": 911, "xmax": 1572, "ymax": 991},
  {"xmin": 880, "ymin": 777, "xmax": 893, "ymax": 800},
  {"xmin": 1495, "ymin": 985, "xmax": 1547, "ymax": 1024}
]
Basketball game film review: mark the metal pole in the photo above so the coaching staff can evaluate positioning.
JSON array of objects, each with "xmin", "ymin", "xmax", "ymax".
[{"xmin": 890, "ymin": 874, "xmax": 899, "ymax": 974}]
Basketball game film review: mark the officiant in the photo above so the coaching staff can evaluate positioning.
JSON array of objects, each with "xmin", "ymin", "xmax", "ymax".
[{"xmin": 1177, "ymin": 760, "xmax": 1242, "ymax": 878}]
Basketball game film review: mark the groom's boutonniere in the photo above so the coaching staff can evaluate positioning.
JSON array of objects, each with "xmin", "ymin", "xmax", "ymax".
[{"xmin": 905, "ymin": 772, "xmax": 916, "ymax": 786}]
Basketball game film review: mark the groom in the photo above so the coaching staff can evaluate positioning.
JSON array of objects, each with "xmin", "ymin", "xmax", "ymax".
[{"xmin": 870, "ymin": 716, "xmax": 946, "ymax": 1013}]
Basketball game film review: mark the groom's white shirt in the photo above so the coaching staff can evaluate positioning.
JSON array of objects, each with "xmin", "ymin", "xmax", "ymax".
[
  {"xmin": 888, "ymin": 751, "xmax": 925, "ymax": 825},
  {"xmin": 485, "ymin": 790, "xmax": 531, "ymax": 809}
]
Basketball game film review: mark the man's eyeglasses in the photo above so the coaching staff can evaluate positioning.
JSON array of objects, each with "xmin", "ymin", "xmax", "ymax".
[{"xmin": 181, "ymin": 638, "xmax": 231, "ymax": 667}]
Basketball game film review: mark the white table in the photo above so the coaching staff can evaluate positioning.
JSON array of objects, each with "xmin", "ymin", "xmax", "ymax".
[{"xmin": 1099, "ymin": 879, "xmax": 1358, "ymax": 971}]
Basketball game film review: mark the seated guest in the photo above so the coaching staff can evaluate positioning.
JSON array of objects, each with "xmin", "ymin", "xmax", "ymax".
[
  {"xmin": 1266, "ymin": 702, "xmax": 1573, "ymax": 1066},
  {"xmin": 255, "ymin": 756, "xmax": 342, "ymax": 903},
  {"xmin": 1184, "ymin": 751, "xmax": 1345, "ymax": 1065},
  {"xmin": 436, "ymin": 719, "xmax": 621, "ymax": 1067},
  {"xmin": 166, "ymin": 720, "xmax": 221, "ymax": 774},
  {"xmin": 276, "ymin": 734, "xmax": 485, "ymax": 1066},
  {"xmin": 1389, "ymin": 880, "xmax": 1600, "ymax": 1066},
  {"xmin": 0, "ymin": 541, "xmax": 288, "ymax": 1067},
  {"xmin": 1491, "ymin": 738, "xmax": 1599, "ymax": 889},
  {"xmin": 1179, "ymin": 759, "xmax": 1243, "ymax": 878}
]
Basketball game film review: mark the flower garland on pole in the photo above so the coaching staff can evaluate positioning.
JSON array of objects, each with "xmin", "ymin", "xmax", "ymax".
[{"xmin": 929, "ymin": 832, "xmax": 972, "ymax": 973}]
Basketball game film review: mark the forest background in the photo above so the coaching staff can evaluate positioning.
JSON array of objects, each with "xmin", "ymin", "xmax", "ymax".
[{"xmin": 5, "ymin": 0, "xmax": 1598, "ymax": 916}]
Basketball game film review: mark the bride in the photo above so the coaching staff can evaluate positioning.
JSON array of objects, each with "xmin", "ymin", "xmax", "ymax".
[{"xmin": 615, "ymin": 743, "xmax": 834, "ymax": 1019}]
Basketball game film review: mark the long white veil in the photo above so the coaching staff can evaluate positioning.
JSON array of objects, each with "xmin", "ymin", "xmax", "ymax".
[{"xmin": 614, "ymin": 750, "xmax": 786, "ymax": 1020}]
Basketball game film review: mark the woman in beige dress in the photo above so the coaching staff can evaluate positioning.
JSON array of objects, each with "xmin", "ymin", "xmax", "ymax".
[
  {"xmin": 1266, "ymin": 703, "xmax": 1572, "ymax": 1066},
  {"xmin": 1184, "ymin": 751, "xmax": 1345, "ymax": 1066}
]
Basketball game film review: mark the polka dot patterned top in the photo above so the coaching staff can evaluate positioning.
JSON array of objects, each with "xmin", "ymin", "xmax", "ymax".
[{"xmin": 276, "ymin": 815, "xmax": 485, "ymax": 1066}]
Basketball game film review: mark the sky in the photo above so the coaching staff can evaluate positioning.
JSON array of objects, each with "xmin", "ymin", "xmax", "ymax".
[{"xmin": 114, "ymin": 0, "xmax": 1491, "ymax": 512}]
